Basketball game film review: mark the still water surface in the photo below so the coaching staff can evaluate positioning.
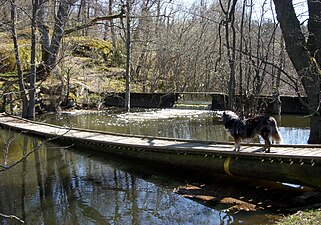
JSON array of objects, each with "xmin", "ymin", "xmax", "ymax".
[{"xmin": 0, "ymin": 109, "xmax": 310, "ymax": 224}]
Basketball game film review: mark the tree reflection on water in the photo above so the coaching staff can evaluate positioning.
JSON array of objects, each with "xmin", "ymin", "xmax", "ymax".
[
  {"xmin": 0, "ymin": 110, "xmax": 310, "ymax": 224},
  {"xmin": 0, "ymin": 133, "xmax": 240, "ymax": 224}
]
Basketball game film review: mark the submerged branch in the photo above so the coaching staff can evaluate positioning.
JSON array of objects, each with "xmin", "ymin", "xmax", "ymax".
[
  {"xmin": 0, "ymin": 127, "xmax": 72, "ymax": 172},
  {"xmin": 0, "ymin": 212, "xmax": 24, "ymax": 223}
]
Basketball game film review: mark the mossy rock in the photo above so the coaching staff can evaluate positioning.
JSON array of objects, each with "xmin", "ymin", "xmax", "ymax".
[
  {"xmin": 17, "ymin": 28, "xmax": 33, "ymax": 39},
  {"xmin": 0, "ymin": 41, "xmax": 40, "ymax": 73},
  {"xmin": 0, "ymin": 35, "xmax": 124, "ymax": 74},
  {"xmin": 0, "ymin": 44, "xmax": 19, "ymax": 72},
  {"xmin": 0, "ymin": 32, "xmax": 12, "ymax": 44},
  {"xmin": 68, "ymin": 37, "xmax": 112, "ymax": 64}
]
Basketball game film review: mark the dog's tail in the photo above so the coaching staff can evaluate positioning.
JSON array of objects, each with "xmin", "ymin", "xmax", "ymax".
[{"xmin": 271, "ymin": 118, "xmax": 283, "ymax": 144}]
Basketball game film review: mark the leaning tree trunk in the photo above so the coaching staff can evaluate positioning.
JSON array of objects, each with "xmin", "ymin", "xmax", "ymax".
[
  {"xmin": 37, "ymin": 0, "xmax": 50, "ymax": 68},
  {"xmin": 45, "ymin": 0, "xmax": 73, "ymax": 76},
  {"xmin": 273, "ymin": 0, "xmax": 321, "ymax": 143}
]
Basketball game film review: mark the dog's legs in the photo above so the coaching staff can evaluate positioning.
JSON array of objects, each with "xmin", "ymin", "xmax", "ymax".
[
  {"xmin": 264, "ymin": 140, "xmax": 271, "ymax": 153},
  {"xmin": 261, "ymin": 132, "xmax": 271, "ymax": 153},
  {"xmin": 234, "ymin": 139, "xmax": 241, "ymax": 151}
]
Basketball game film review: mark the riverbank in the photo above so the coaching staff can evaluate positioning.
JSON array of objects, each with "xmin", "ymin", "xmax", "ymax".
[
  {"xmin": 173, "ymin": 178, "xmax": 321, "ymax": 213},
  {"xmin": 277, "ymin": 209, "xmax": 321, "ymax": 224}
]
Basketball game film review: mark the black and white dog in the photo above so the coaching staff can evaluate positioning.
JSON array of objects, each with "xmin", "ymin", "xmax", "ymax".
[{"xmin": 222, "ymin": 111, "xmax": 283, "ymax": 152}]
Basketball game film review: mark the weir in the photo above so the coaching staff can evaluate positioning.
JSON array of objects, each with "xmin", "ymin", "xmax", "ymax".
[
  {"xmin": 0, "ymin": 113, "xmax": 320, "ymax": 190},
  {"xmin": 98, "ymin": 92, "xmax": 310, "ymax": 114}
]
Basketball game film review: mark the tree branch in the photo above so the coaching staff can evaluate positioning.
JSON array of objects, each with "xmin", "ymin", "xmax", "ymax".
[{"xmin": 65, "ymin": 12, "xmax": 125, "ymax": 35}]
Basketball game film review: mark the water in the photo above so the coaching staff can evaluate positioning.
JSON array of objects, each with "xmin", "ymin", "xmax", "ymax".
[
  {"xmin": 37, "ymin": 109, "xmax": 310, "ymax": 144},
  {"xmin": 0, "ymin": 139, "xmax": 239, "ymax": 224},
  {"xmin": 0, "ymin": 109, "xmax": 311, "ymax": 224}
]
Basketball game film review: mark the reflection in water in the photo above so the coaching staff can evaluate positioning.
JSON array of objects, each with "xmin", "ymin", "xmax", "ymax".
[
  {"xmin": 0, "ymin": 110, "xmax": 311, "ymax": 224},
  {"xmin": 0, "ymin": 132, "xmax": 244, "ymax": 224}
]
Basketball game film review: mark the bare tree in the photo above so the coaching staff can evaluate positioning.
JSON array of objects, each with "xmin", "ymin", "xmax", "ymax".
[
  {"xmin": 29, "ymin": 0, "xmax": 39, "ymax": 119},
  {"xmin": 125, "ymin": 0, "xmax": 131, "ymax": 111},
  {"xmin": 273, "ymin": 0, "xmax": 321, "ymax": 143},
  {"xmin": 10, "ymin": 0, "xmax": 29, "ymax": 118},
  {"xmin": 45, "ymin": 0, "xmax": 75, "ymax": 76},
  {"xmin": 1, "ymin": 0, "xmax": 307, "ymax": 118},
  {"xmin": 8, "ymin": 0, "xmax": 73, "ymax": 119},
  {"xmin": 219, "ymin": 0, "xmax": 237, "ymax": 109}
]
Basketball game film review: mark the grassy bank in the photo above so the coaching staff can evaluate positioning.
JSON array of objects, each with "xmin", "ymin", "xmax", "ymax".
[{"xmin": 277, "ymin": 209, "xmax": 321, "ymax": 225}]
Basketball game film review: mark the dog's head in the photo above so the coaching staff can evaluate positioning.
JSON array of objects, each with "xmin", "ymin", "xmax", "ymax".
[{"xmin": 222, "ymin": 111, "xmax": 239, "ymax": 129}]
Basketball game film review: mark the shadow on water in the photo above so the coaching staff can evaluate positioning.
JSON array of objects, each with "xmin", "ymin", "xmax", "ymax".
[{"xmin": 0, "ymin": 109, "xmax": 318, "ymax": 224}]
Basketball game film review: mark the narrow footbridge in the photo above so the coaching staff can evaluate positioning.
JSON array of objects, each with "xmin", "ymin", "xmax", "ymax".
[{"xmin": 0, "ymin": 113, "xmax": 321, "ymax": 190}]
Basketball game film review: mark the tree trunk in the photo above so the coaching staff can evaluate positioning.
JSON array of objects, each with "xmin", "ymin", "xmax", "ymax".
[
  {"xmin": 125, "ymin": 1, "xmax": 131, "ymax": 111},
  {"xmin": 238, "ymin": 0, "xmax": 247, "ymax": 117},
  {"xmin": 272, "ymin": 37, "xmax": 284, "ymax": 115},
  {"xmin": 46, "ymin": 0, "xmax": 72, "ymax": 74},
  {"xmin": 273, "ymin": 0, "xmax": 321, "ymax": 143},
  {"xmin": 219, "ymin": 0, "xmax": 237, "ymax": 110},
  {"xmin": 10, "ymin": 0, "xmax": 28, "ymax": 118},
  {"xmin": 108, "ymin": 0, "xmax": 116, "ymax": 49},
  {"xmin": 28, "ymin": 0, "xmax": 39, "ymax": 120},
  {"xmin": 307, "ymin": 0, "xmax": 321, "ymax": 65},
  {"xmin": 37, "ymin": 0, "xmax": 50, "ymax": 67}
]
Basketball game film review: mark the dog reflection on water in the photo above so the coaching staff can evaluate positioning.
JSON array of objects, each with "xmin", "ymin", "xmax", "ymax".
[{"xmin": 222, "ymin": 111, "xmax": 283, "ymax": 153}]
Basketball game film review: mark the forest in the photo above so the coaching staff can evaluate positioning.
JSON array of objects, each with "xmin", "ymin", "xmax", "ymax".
[{"xmin": 0, "ymin": 0, "xmax": 320, "ymax": 143}]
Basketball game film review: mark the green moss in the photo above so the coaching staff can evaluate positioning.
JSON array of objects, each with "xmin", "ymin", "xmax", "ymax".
[
  {"xmin": 0, "ymin": 41, "xmax": 40, "ymax": 73},
  {"xmin": 68, "ymin": 92, "xmax": 77, "ymax": 101},
  {"xmin": 111, "ymin": 48, "xmax": 125, "ymax": 67},
  {"xmin": 0, "ymin": 35, "xmax": 124, "ymax": 74},
  {"xmin": 0, "ymin": 35, "xmax": 133, "ymax": 109},
  {"xmin": 68, "ymin": 37, "xmax": 111, "ymax": 62},
  {"xmin": 0, "ymin": 44, "xmax": 17, "ymax": 72},
  {"xmin": 0, "ymin": 71, "xmax": 18, "ymax": 77},
  {"xmin": 67, "ymin": 37, "xmax": 124, "ymax": 67},
  {"xmin": 0, "ymin": 32, "xmax": 11, "ymax": 44},
  {"xmin": 17, "ymin": 28, "xmax": 32, "ymax": 39}
]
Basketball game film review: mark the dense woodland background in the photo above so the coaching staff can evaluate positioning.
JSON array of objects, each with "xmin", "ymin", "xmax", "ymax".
[{"xmin": 0, "ymin": 0, "xmax": 321, "ymax": 143}]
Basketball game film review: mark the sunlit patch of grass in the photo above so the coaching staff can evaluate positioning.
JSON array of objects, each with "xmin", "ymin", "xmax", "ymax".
[{"xmin": 277, "ymin": 209, "xmax": 321, "ymax": 225}]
